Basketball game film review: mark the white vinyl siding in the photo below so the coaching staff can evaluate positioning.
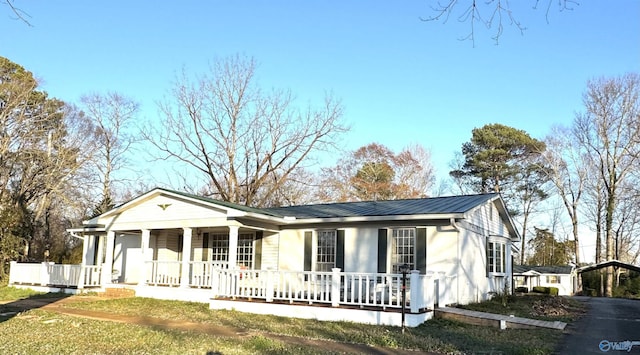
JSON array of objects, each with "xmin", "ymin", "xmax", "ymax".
[{"xmin": 261, "ymin": 233, "xmax": 280, "ymax": 270}]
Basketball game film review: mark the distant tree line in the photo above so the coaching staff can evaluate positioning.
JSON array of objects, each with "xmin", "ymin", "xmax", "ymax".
[{"xmin": 450, "ymin": 73, "xmax": 640, "ymax": 298}]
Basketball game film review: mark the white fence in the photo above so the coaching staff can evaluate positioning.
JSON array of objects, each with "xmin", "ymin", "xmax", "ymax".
[
  {"xmin": 211, "ymin": 268, "xmax": 438, "ymax": 312},
  {"xmin": 144, "ymin": 261, "xmax": 229, "ymax": 287},
  {"xmin": 9, "ymin": 262, "xmax": 102, "ymax": 289}
]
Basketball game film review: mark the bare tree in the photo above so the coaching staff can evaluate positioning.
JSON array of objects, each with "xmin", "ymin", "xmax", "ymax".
[
  {"xmin": 2, "ymin": 0, "xmax": 31, "ymax": 26},
  {"xmin": 144, "ymin": 54, "xmax": 347, "ymax": 207},
  {"xmin": 80, "ymin": 92, "xmax": 139, "ymax": 214},
  {"xmin": 573, "ymin": 73, "xmax": 640, "ymax": 297},
  {"xmin": 422, "ymin": 0, "xmax": 578, "ymax": 45},
  {"xmin": 542, "ymin": 125, "xmax": 589, "ymax": 265}
]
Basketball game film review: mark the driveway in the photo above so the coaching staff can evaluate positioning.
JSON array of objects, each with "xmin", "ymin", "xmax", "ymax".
[{"xmin": 557, "ymin": 297, "xmax": 640, "ymax": 354}]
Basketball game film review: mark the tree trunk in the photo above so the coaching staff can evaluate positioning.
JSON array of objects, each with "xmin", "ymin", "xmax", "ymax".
[
  {"xmin": 605, "ymin": 191, "xmax": 615, "ymax": 297},
  {"xmin": 572, "ymin": 217, "xmax": 581, "ymax": 265},
  {"xmin": 520, "ymin": 215, "xmax": 528, "ymax": 264}
]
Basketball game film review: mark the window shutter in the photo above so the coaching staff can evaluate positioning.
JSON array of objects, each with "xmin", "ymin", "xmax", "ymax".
[
  {"xmin": 377, "ymin": 229, "xmax": 387, "ymax": 273},
  {"xmin": 254, "ymin": 231, "xmax": 263, "ymax": 270},
  {"xmin": 336, "ymin": 230, "xmax": 345, "ymax": 271},
  {"xmin": 202, "ymin": 233, "xmax": 209, "ymax": 261},
  {"xmin": 416, "ymin": 227, "xmax": 427, "ymax": 274},
  {"xmin": 304, "ymin": 231, "xmax": 312, "ymax": 272}
]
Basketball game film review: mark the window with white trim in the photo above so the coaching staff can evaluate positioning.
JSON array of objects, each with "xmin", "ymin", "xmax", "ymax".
[
  {"xmin": 546, "ymin": 275, "xmax": 560, "ymax": 284},
  {"xmin": 316, "ymin": 230, "xmax": 336, "ymax": 272},
  {"xmin": 237, "ymin": 233, "xmax": 255, "ymax": 268},
  {"xmin": 206, "ymin": 232, "xmax": 255, "ymax": 268},
  {"xmin": 487, "ymin": 240, "xmax": 506, "ymax": 274},
  {"xmin": 391, "ymin": 228, "xmax": 415, "ymax": 273},
  {"xmin": 209, "ymin": 233, "xmax": 228, "ymax": 263}
]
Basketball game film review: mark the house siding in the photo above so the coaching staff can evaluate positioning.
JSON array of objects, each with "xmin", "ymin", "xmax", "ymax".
[
  {"xmin": 261, "ymin": 232, "xmax": 280, "ymax": 270},
  {"xmin": 106, "ymin": 196, "xmax": 227, "ymax": 224},
  {"xmin": 345, "ymin": 227, "xmax": 378, "ymax": 273},
  {"xmin": 191, "ymin": 233, "xmax": 204, "ymax": 261},
  {"xmin": 156, "ymin": 231, "xmax": 181, "ymax": 261},
  {"xmin": 456, "ymin": 201, "xmax": 514, "ymax": 303},
  {"xmin": 278, "ymin": 230, "xmax": 305, "ymax": 271}
]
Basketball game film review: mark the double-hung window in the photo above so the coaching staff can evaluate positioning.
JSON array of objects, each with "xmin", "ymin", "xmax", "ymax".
[
  {"xmin": 487, "ymin": 240, "xmax": 506, "ymax": 274},
  {"xmin": 205, "ymin": 232, "xmax": 255, "ymax": 268},
  {"xmin": 391, "ymin": 228, "xmax": 415, "ymax": 273},
  {"xmin": 546, "ymin": 275, "xmax": 560, "ymax": 284},
  {"xmin": 237, "ymin": 233, "xmax": 255, "ymax": 269},
  {"xmin": 316, "ymin": 230, "xmax": 336, "ymax": 272}
]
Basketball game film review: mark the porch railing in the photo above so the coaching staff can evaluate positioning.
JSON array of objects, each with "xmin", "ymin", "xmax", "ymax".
[
  {"xmin": 145, "ymin": 260, "xmax": 182, "ymax": 286},
  {"xmin": 143, "ymin": 260, "xmax": 229, "ymax": 287},
  {"xmin": 211, "ymin": 268, "xmax": 437, "ymax": 312},
  {"xmin": 8, "ymin": 262, "xmax": 103, "ymax": 289},
  {"xmin": 189, "ymin": 261, "xmax": 229, "ymax": 288}
]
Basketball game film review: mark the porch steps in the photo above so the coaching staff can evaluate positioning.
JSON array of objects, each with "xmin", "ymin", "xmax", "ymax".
[{"xmin": 103, "ymin": 287, "xmax": 136, "ymax": 298}]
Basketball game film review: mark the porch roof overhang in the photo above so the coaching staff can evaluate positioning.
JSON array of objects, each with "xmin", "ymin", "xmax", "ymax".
[
  {"xmin": 514, "ymin": 270, "xmax": 542, "ymax": 277},
  {"xmin": 67, "ymin": 224, "xmax": 107, "ymax": 239}
]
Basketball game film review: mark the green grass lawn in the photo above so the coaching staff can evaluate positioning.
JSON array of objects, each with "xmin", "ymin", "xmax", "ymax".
[{"xmin": 0, "ymin": 286, "xmax": 577, "ymax": 354}]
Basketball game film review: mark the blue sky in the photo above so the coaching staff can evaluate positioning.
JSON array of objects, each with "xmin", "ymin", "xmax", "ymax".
[{"xmin": 2, "ymin": 1, "xmax": 639, "ymax": 189}]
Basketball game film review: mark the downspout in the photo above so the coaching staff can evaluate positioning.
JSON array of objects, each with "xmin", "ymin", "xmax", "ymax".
[{"xmin": 450, "ymin": 218, "xmax": 461, "ymax": 305}]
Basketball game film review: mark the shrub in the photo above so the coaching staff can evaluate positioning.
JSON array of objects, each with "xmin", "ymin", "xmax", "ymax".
[
  {"xmin": 515, "ymin": 286, "xmax": 528, "ymax": 293},
  {"xmin": 532, "ymin": 286, "xmax": 547, "ymax": 294},
  {"xmin": 531, "ymin": 286, "xmax": 558, "ymax": 296}
]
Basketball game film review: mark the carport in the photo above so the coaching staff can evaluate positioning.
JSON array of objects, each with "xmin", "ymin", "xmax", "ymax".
[{"xmin": 575, "ymin": 260, "xmax": 640, "ymax": 296}]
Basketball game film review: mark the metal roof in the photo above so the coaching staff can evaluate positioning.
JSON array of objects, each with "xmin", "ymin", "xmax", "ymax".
[
  {"xmin": 576, "ymin": 260, "xmax": 640, "ymax": 274},
  {"xmin": 513, "ymin": 265, "xmax": 574, "ymax": 274},
  {"xmin": 99, "ymin": 187, "xmax": 502, "ymax": 220},
  {"xmin": 262, "ymin": 193, "xmax": 500, "ymax": 218}
]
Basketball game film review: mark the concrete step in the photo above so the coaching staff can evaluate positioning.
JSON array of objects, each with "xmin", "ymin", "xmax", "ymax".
[{"xmin": 103, "ymin": 287, "xmax": 136, "ymax": 298}]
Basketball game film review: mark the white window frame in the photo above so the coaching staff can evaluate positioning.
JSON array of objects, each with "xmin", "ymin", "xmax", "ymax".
[
  {"xmin": 546, "ymin": 275, "xmax": 560, "ymax": 284},
  {"xmin": 391, "ymin": 228, "xmax": 415, "ymax": 273},
  {"xmin": 206, "ymin": 232, "xmax": 255, "ymax": 268},
  {"xmin": 237, "ymin": 233, "xmax": 255, "ymax": 269},
  {"xmin": 487, "ymin": 238, "xmax": 507, "ymax": 275},
  {"xmin": 316, "ymin": 230, "xmax": 336, "ymax": 272}
]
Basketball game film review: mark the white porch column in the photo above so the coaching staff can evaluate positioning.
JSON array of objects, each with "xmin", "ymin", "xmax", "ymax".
[
  {"xmin": 77, "ymin": 235, "xmax": 89, "ymax": 289},
  {"xmin": 97, "ymin": 234, "xmax": 105, "ymax": 265},
  {"xmin": 138, "ymin": 229, "xmax": 151, "ymax": 286},
  {"xmin": 228, "ymin": 225, "xmax": 239, "ymax": 269},
  {"xmin": 409, "ymin": 270, "xmax": 420, "ymax": 313},
  {"xmin": 331, "ymin": 268, "xmax": 341, "ymax": 307},
  {"xmin": 101, "ymin": 231, "xmax": 116, "ymax": 286},
  {"xmin": 180, "ymin": 227, "xmax": 192, "ymax": 288},
  {"xmin": 80, "ymin": 235, "xmax": 89, "ymax": 267}
]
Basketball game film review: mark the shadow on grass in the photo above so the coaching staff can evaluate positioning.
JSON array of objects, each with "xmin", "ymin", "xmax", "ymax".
[{"xmin": 0, "ymin": 292, "xmax": 72, "ymax": 323}]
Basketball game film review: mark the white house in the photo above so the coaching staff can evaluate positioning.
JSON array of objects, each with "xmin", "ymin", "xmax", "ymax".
[
  {"xmin": 9, "ymin": 188, "xmax": 520, "ymax": 327},
  {"xmin": 513, "ymin": 265, "xmax": 575, "ymax": 296}
]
